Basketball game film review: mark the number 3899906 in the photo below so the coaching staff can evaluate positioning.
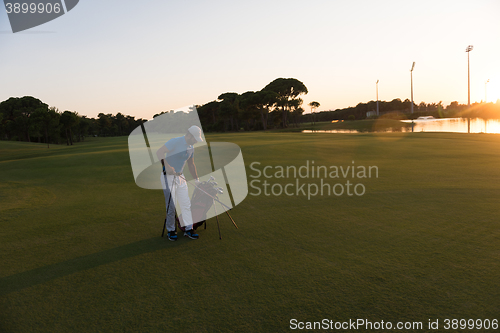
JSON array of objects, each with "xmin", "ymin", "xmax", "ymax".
[
  {"xmin": 5, "ymin": 2, "xmax": 62, "ymax": 14},
  {"xmin": 443, "ymin": 319, "xmax": 498, "ymax": 330}
]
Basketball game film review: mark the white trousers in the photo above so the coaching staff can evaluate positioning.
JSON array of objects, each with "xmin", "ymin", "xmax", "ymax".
[{"xmin": 160, "ymin": 173, "xmax": 193, "ymax": 232}]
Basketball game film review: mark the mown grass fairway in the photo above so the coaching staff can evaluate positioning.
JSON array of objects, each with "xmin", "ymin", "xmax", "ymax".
[
  {"xmin": 298, "ymin": 119, "xmax": 412, "ymax": 132},
  {"xmin": 1, "ymin": 132, "xmax": 499, "ymax": 332}
]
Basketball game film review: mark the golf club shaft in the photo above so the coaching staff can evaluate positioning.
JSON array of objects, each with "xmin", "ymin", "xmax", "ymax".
[
  {"xmin": 213, "ymin": 198, "xmax": 222, "ymax": 240},
  {"xmin": 220, "ymin": 202, "xmax": 238, "ymax": 229},
  {"xmin": 161, "ymin": 172, "xmax": 175, "ymax": 237}
]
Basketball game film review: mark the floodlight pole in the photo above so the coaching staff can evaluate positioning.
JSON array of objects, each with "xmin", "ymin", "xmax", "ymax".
[
  {"xmin": 466, "ymin": 45, "xmax": 473, "ymax": 107},
  {"xmin": 410, "ymin": 62, "xmax": 415, "ymax": 114},
  {"xmin": 376, "ymin": 80, "xmax": 379, "ymax": 116},
  {"xmin": 466, "ymin": 45, "xmax": 473, "ymax": 133}
]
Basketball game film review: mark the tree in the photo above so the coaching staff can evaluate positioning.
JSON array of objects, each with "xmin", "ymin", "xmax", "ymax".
[
  {"xmin": 32, "ymin": 106, "xmax": 60, "ymax": 148},
  {"xmin": 418, "ymin": 102, "xmax": 427, "ymax": 113},
  {"xmin": 447, "ymin": 101, "xmax": 459, "ymax": 110},
  {"xmin": 218, "ymin": 92, "xmax": 240, "ymax": 131},
  {"xmin": 239, "ymin": 91, "xmax": 260, "ymax": 131},
  {"xmin": 198, "ymin": 101, "xmax": 221, "ymax": 131},
  {"xmin": 263, "ymin": 78, "xmax": 308, "ymax": 128},
  {"xmin": 77, "ymin": 116, "xmax": 91, "ymax": 141},
  {"xmin": 255, "ymin": 90, "xmax": 277, "ymax": 131},
  {"xmin": 113, "ymin": 112, "xmax": 129, "ymax": 136},
  {"xmin": 0, "ymin": 99, "xmax": 20, "ymax": 136},
  {"xmin": 125, "ymin": 115, "xmax": 143, "ymax": 136},
  {"xmin": 60, "ymin": 111, "xmax": 79, "ymax": 145},
  {"xmin": 388, "ymin": 98, "xmax": 403, "ymax": 111},
  {"xmin": 97, "ymin": 113, "xmax": 112, "ymax": 136},
  {"xmin": 309, "ymin": 101, "xmax": 320, "ymax": 125},
  {"xmin": 291, "ymin": 104, "xmax": 305, "ymax": 127},
  {"xmin": 1, "ymin": 96, "xmax": 150, "ymax": 141},
  {"xmin": 0, "ymin": 112, "xmax": 3, "ymax": 139},
  {"xmin": 0, "ymin": 96, "xmax": 47, "ymax": 141}
]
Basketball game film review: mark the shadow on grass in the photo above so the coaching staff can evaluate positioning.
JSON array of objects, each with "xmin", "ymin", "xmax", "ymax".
[{"xmin": 0, "ymin": 236, "xmax": 177, "ymax": 296}]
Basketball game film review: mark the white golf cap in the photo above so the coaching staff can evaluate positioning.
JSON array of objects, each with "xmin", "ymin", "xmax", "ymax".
[{"xmin": 188, "ymin": 125, "xmax": 203, "ymax": 142}]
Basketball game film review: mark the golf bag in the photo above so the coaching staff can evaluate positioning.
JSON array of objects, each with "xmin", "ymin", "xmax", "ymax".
[{"xmin": 177, "ymin": 180, "xmax": 220, "ymax": 231}]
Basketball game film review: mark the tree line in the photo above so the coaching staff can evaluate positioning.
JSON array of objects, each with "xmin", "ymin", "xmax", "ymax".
[
  {"xmin": 3, "ymin": 79, "xmax": 499, "ymax": 145},
  {"xmin": 195, "ymin": 78, "xmax": 309, "ymax": 132},
  {"xmin": 187, "ymin": 77, "xmax": 500, "ymax": 132},
  {"xmin": 0, "ymin": 78, "xmax": 312, "ymax": 145},
  {"xmin": 305, "ymin": 99, "xmax": 500, "ymax": 123},
  {"xmin": 0, "ymin": 96, "xmax": 147, "ymax": 147}
]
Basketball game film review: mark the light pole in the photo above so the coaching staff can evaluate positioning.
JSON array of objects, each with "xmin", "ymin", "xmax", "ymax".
[
  {"xmin": 485, "ymin": 79, "xmax": 490, "ymax": 103},
  {"xmin": 410, "ymin": 62, "xmax": 415, "ymax": 114},
  {"xmin": 376, "ymin": 80, "xmax": 379, "ymax": 116},
  {"xmin": 466, "ymin": 45, "xmax": 473, "ymax": 133},
  {"xmin": 466, "ymin": 45, "xmax": 473, "ymax": 107}
]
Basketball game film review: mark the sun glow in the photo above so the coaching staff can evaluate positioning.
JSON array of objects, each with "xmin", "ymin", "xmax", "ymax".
[{"xmin": 485, "ymin": 77, "xmax": 500, "ymax": 104}]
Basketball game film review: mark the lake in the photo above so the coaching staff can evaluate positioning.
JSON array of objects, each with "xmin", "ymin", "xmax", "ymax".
[{"xmin": 303, "ymin": 118, "xmax": 500, "ymax": 134}]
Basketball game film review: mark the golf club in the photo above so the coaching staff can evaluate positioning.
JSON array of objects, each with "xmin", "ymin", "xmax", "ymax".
[
  {"xmin": 213, "ymin": 198, "xmax": 221, "ymax": 240},
  {"xmin": 161, "ymin": 159, "xmax": 176, "ymax": 237},
  {"xmin": 178, "ymin": 174, "xmax": 238, "ymax": 229},
  {"xmin": 178, "ymin": 175, "xmax": 233, "ymax": 213},
  {"xmin": 161, "ymin": 174, "xmax": 174, "ymax": 237}
]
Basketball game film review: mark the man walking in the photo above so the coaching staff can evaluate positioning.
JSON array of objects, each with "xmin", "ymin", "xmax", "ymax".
[{"xmin": 156, "ymin": 125, "xmax": 203, "ymax": 241}]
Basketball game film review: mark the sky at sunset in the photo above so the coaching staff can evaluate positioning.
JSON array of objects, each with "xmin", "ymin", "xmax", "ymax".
[{"xmin": 1, "ymin": 0, "xmax": 499, "ymax": 119}]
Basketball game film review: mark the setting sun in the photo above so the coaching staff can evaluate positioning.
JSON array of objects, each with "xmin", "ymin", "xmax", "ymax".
[{"xmin": 486, "ymin": 77, "xmax": 500, "ymax": 103}]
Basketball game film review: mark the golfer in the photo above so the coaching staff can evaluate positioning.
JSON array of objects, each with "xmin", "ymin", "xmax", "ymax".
[{"xmin": 156, "ymin": 125, "xmax": 203, "ymax": 241}]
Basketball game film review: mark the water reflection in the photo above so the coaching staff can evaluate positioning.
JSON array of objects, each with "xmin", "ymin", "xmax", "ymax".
[
  {"xmin": 303, "ymin": 129, "xmax": 359, "ymax": 134},
  {"xmin": 303, "ymin": 118, "xmax": 500, "ymax": 134}
]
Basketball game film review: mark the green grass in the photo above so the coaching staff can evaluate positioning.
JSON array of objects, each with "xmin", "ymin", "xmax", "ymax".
[
  {"xmin": 297, "ymin": 119, "xmax": 412, "ymax": 132},
  {"xmin": 1, "ymin": 132, "xmax": 500, "ymax": 332}
]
